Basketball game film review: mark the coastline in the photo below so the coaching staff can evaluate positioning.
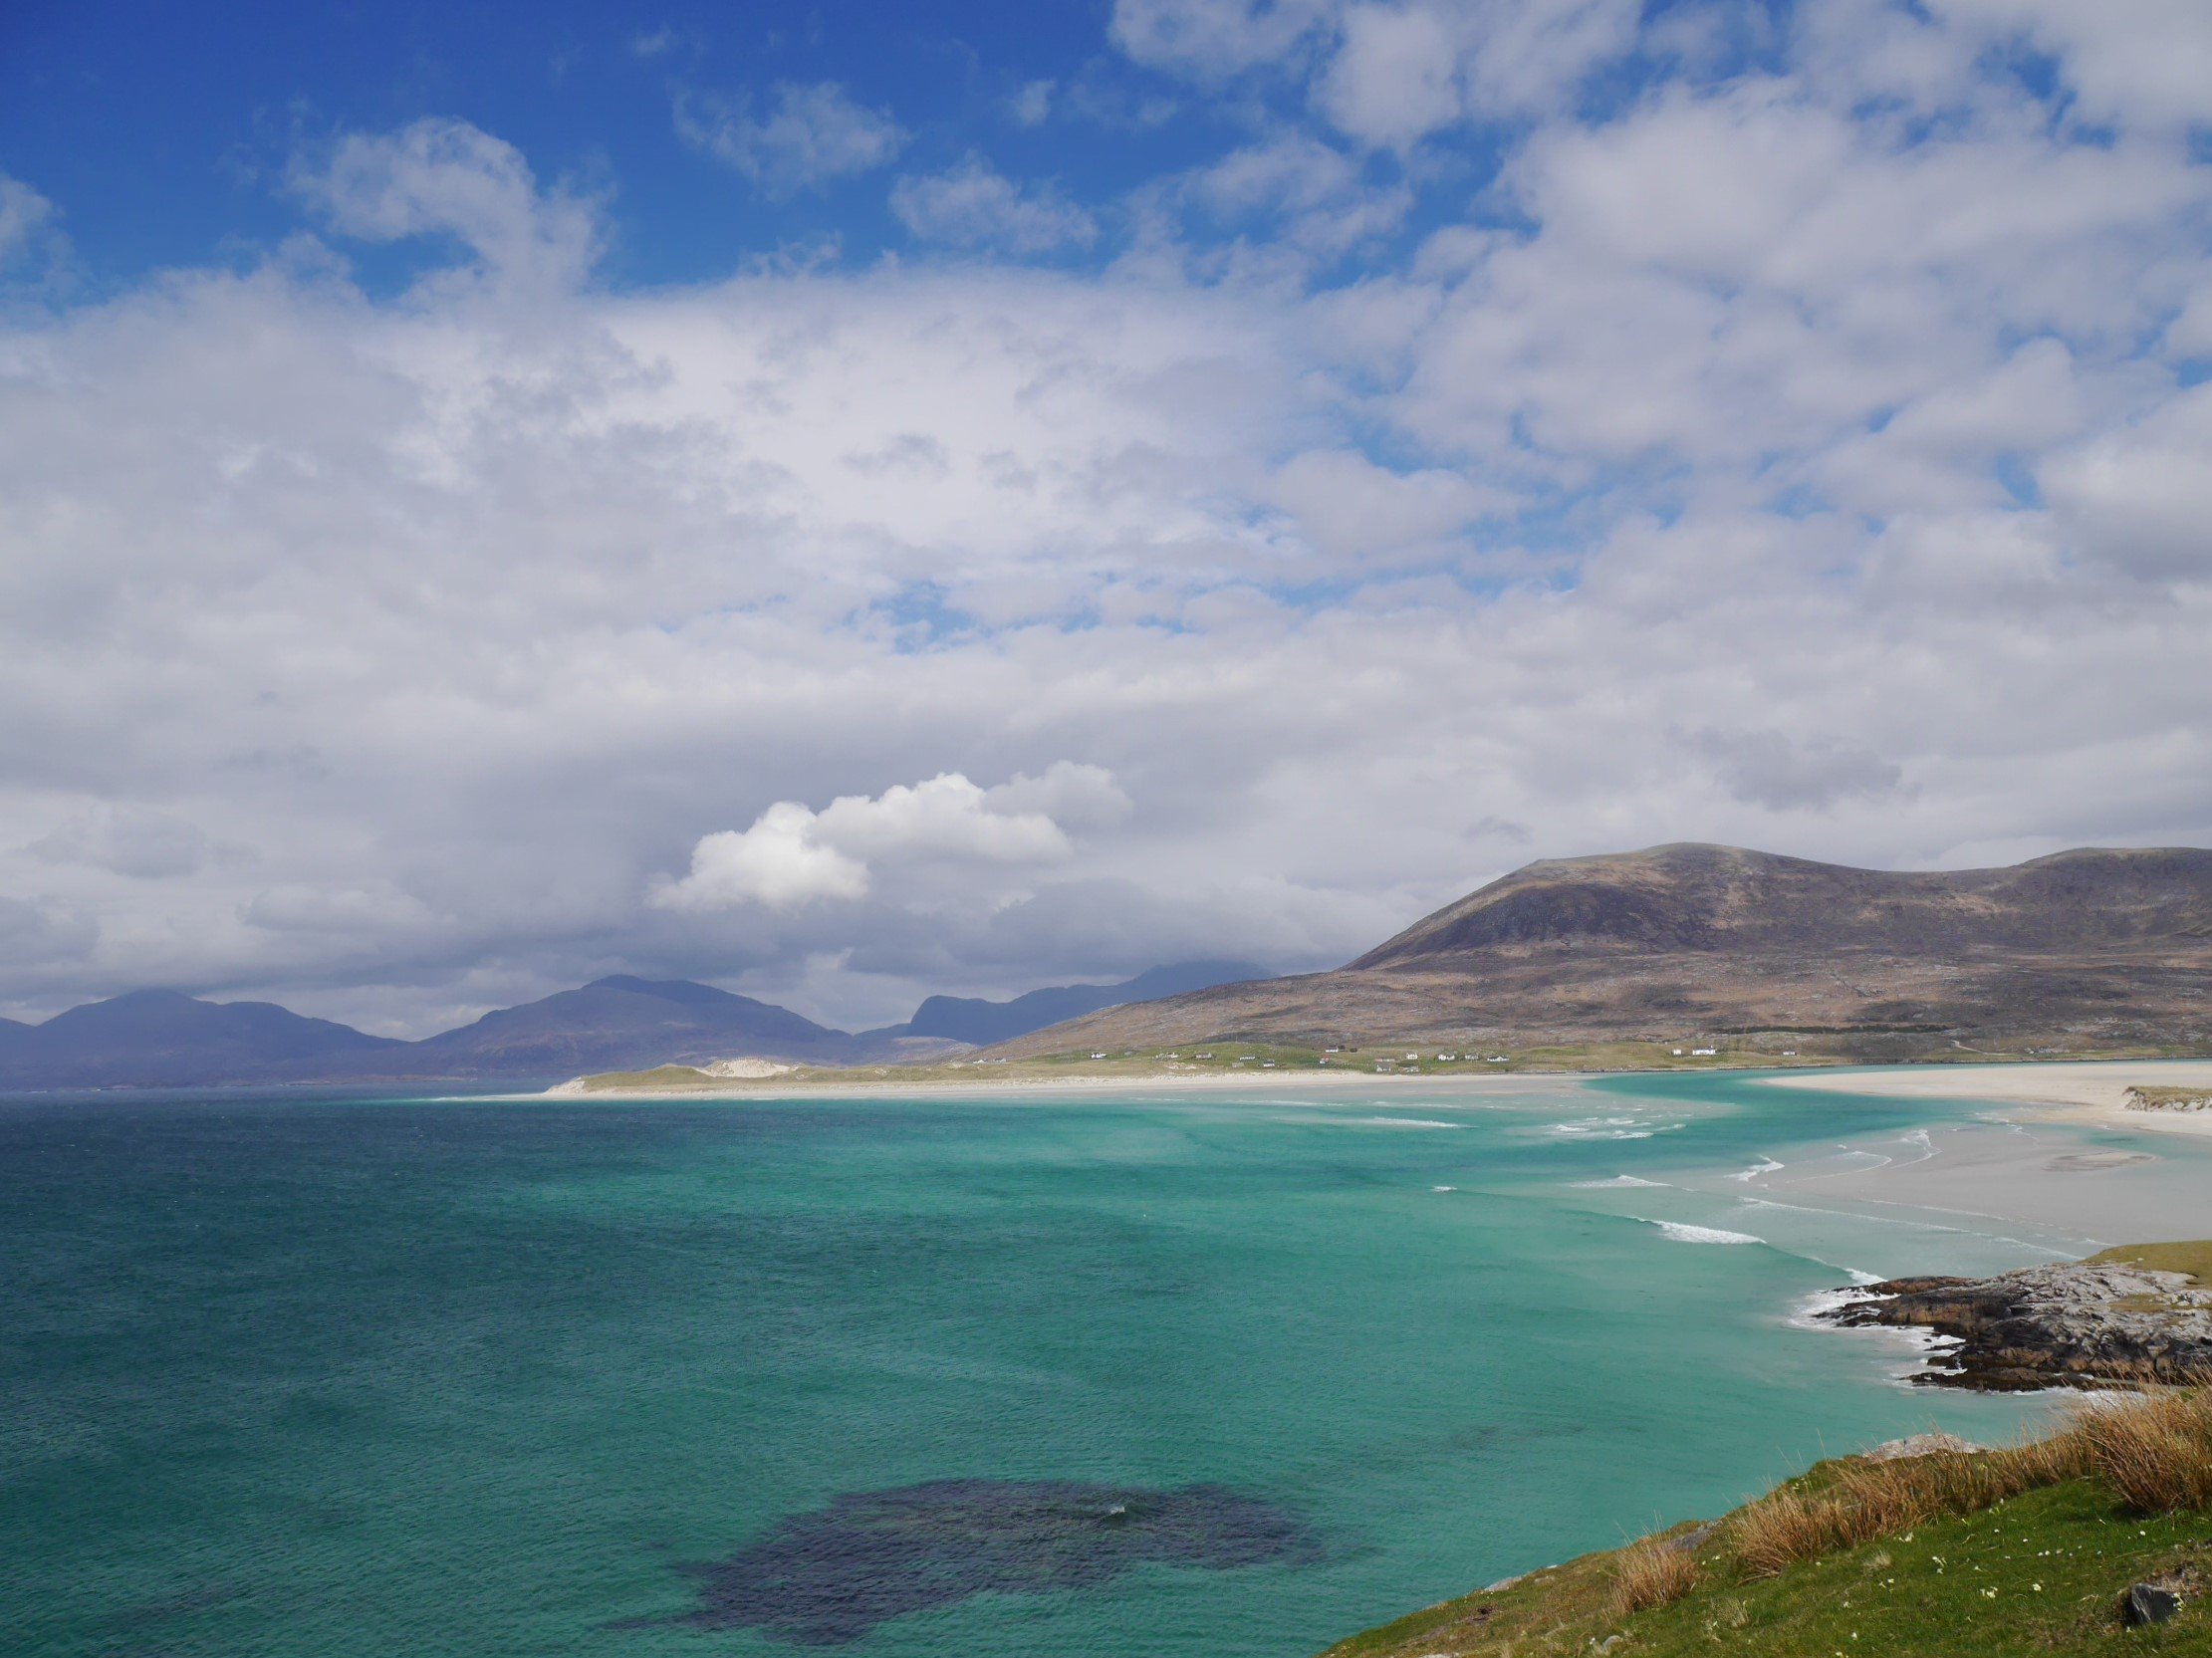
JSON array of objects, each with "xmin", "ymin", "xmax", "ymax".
[
  {"xmin": 535, "ymin": 1067, "xmax": 1600, "ymax": 1102},
  {"xmin": 1761, "ymin": 1059, "xmax": 2212, "ymax": 1140}
]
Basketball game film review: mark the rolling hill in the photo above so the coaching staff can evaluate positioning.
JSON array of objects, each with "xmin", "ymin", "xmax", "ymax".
[{"xmin": 981, "ymin": 843, "xmax": 2212, "ymax": 1062}]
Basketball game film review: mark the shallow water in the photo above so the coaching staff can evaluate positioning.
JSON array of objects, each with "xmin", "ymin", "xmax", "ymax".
[{"xmin": 3, "ymin": 1073, "xmax": 2185, "ymax": 1657}]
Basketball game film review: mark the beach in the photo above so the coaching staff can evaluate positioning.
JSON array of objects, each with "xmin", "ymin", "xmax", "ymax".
[
  {"xmin": 1764, "ymin": 1059, "xmax": 2212, "ymax": 1138},
  {"xmin": 1714, "ymin": 1061, "xmax": 2212, "ymax": 1252},
  {"xmin": 542, "ymin": 1066, "xmax": 1601, "ymax": 1102}
]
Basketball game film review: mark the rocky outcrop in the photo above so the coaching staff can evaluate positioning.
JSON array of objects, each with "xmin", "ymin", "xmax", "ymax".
[{"xmin": 1821, "ymin": 1262, "xmax": 2212, "ymax": 1389}]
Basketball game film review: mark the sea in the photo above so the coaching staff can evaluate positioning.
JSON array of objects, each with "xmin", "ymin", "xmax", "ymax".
[{"xmin": 3, "ymin": 1070, "xmax": 2190, "ymax": 1657}]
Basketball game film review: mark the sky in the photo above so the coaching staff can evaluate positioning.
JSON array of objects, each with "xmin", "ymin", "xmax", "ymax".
[{"xmin": 1, "ymin": 0, "xmax": 2209, "ymax": 1037}]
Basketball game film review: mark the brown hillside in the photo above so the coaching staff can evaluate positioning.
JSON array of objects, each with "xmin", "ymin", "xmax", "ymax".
[{"xmin": 983, "ymin": 844, "xmax": 2212, "ymax": 1062}]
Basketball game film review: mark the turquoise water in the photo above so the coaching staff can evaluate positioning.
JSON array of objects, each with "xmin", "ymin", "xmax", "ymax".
[{"xmin": 1, "ymin": 1076, "xmax": 2106, "ymax": 1657}]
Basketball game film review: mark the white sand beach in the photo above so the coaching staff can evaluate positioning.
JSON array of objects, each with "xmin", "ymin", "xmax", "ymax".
[
  {"xmin": 542, "ymin": 1066, "xmax": 1598, "ymax": 1102},
  {"xmin": 1764, "ymin": 1060, "xmax": 2212, "ymax": 1140},
  {"xmin": 1720, "ymin": 1061, "xmax": 2212, "ymax": 1250}
]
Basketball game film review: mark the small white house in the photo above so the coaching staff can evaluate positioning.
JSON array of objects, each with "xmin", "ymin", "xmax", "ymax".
[
  {"xmin": 1691, "ymin": 1046, "xmax": 1717, "ymax": 1057},
  {"xmin": 1091, "ymin": 1052, "xmax": 1107, "ymax": 1060}
]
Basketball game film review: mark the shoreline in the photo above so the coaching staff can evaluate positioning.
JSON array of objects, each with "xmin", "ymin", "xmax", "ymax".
[
  {"xmin": 533, "ymin": 1067, "xmax": 1602, "ymax": 1102},
  {"xmin": 1761, "ymin": 1059, "xmax": 2212, "ymax": 1140}
]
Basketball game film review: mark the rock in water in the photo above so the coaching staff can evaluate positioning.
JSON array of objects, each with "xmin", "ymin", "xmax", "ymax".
[{"xmin": 1819, "ymin": 1262, "xmax": 2212, "ymax": 1388}]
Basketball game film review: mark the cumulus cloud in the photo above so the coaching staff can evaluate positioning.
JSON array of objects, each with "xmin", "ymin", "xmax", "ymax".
[
  {"xmin": 1928, "ymin": 0, "xmax": 2212, "ymax": 129},
  {"xmin": 675, "ymin": 82, "xmax": 906, "ymax": 195},
  {"xmin": 891, "ymin": 157, "xmax": 1099, "ymax": 254},
  {"xmin": 1115, "ymin": 0, "xmax": 1642, "ymax": 142},
  {"xmin": 293, "ymin": 118, "xmax": 603, "ymax": 290},
  {"xmin": 650, "ymin": 769, "xmax": 1115, "ymax": 912},
  {"xmin": 1, "ymin": 1, "xmax": 2210, "ymax": 1034}
]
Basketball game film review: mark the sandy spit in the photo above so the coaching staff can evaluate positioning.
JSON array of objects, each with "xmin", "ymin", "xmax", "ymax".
[
  {"xmin": 1763, "ymin": 1060, "xmax": 2212, "ymax": 1140},
  {"xmin": 538, "ymin": 1068, "xmax": 1597, "ymax": 1103}
]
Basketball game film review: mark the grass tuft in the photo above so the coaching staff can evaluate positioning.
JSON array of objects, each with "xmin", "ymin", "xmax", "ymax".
[
  {"xmin": 1608, "ymin": 1535, "xmax": 1700, "ymax": 1616},
  {"xmin": 2073, "ymin": 1385, "xmax": 2212, "ymax": 1514}
]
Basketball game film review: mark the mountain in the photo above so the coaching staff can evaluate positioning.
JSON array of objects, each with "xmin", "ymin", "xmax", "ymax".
[
  {"xmin": 0, "ymin": 961, "xmax": 1275, "ymax": 1089},
  {"xmin": 0, "ymin": 989, "xmax": 404, "ymax": 1089},
  {"xmin": 394, "ymin": 975, "xmax": 858, "ymax": 1075},
  {"xmin": 982, "ymin": 843, "xmax": 2212, "ymax": 1061},
  {"xmin": 876, "ymin": 961, "xmax": 1271, "ymax": 1047}
]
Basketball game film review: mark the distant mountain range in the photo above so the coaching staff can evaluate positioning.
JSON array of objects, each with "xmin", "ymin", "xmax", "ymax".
[
  {"xmin": 0, "ymin": 962, "xmax": 1269, "ymax": 1090},
  {"xmin": 983, "ymin": 843, "xmax": 2212, "ymax": 1062}
]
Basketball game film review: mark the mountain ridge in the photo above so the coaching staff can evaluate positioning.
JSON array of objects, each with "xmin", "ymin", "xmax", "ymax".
[
  {"xmin": 0, "ymin": 961, "xmax": 1273, "ymax": 1090},
  {"xmin": 985, "ymin": 842, "xmax": 2212, "ymax": 1061}
]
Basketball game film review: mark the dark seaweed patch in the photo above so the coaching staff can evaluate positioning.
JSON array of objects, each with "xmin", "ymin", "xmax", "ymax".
[{"xmin": 672, "ymin": 1478, "xmax": 1312, "ymax": 1644}]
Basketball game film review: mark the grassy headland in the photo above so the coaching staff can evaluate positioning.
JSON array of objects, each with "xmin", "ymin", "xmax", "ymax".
[{"xmin": 1323, "ymin": 1383, "xmax": 2212, "ymax": 1658}]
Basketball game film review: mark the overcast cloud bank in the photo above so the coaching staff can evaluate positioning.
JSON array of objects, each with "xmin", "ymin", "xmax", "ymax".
[{"xmin": 1, "ymin": 0, "xmax": 2208, "ymax": 1034}]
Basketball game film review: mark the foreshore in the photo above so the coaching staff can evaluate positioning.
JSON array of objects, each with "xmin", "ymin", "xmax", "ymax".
[
  {"xmin": 540, "ymin": 1066, "xmax": 1598, "ymax": 1102},
  {"xmin": 1763, "ymin": 1059, "xmax": 2212, "ymax": 1140}
]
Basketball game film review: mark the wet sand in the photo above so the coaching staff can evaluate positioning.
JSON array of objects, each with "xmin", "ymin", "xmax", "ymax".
[
  {"xmin": 1764, "ymin": 1061, "xmax": 2212, "ymax": 1140},
  {"xmin": 1737, "ymin": 1063, "xmax": 2212, "ymax": 1250}
]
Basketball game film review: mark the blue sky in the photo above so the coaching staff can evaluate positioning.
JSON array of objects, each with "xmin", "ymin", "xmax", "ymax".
[
  {"xmin": 1, "ymin": 0, "xmax": 2209, "ymax": 1033},
  {"xmin": 6, "ymin": 0, "xmax": 1246, "ymax": 286},
  {"xmin": 3, "ymin": 0, "xmax": 1787, "ymax": 292}
]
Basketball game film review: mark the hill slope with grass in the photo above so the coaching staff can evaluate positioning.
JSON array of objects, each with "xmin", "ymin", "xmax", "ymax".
[
  {"xmin": 985, "ymin": 843, "xmax": 2212, "ymax": 1064},
  {"xmin": 1320, "ymin": 1371, "xmax": 2212, "ymax": 1657}
]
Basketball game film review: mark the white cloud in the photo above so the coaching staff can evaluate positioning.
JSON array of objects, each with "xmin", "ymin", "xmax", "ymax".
[
  {"xmin": 1266, "ymin": 449, "xmax": 1495, "ymax": 558},
  {"xmin": 650, "ymin": 770, "xmax": 1102, "ymax": 912},
  {"xmin": 2040, "ymin": 380, "xmax": 2212, "ymax": 583},
  {"xmin": 1316, "ymin": 5, "xmax": 1462, "ymax": 147},
  {"xmin": 4, "ymin": 4, "xmax": 2212, "ymax": 1035},
  {"xmin": 1009, "ymin": 79, "xmax": 1056, "ymax": 125},
  {"xmin": 0, "ymin": 175, "xmax": 61, "ymax": 266},
  {"xmin": 1927, "ymin": 0, "xmax": 2212, "ymax": 128},
  {"xmin": 651, "ymin": 803, "xmax": 873, "ymax": 910},
  {"xmin": 293, "ymin": 118, "xmax": 602, "ymax": 291},
  {"xmin": 1109, "ymin": 0, "xmax": 1335, "ymax": 76},
  {"xmin": 890, "ymin": 157, "xmax": 1099, "ymax": 254},
  {"xmin": 1114, "ymin": 0, "xmax": 1642, "ymax": 142},
  {"xmin": 1190, "ymin": 132, "xmax": 1412, "ymax": 253},
  {"xmin": 675, "ymin": 82, "xmax": 906, "ymax": 196}
]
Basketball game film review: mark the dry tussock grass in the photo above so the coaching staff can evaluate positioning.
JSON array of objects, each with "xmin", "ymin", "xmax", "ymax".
[
  {"xmin": 1609, "ymin": 1536, "xmax": 1700, "ymax": 1616},
  {"xmin": 2073, "ymin": 1385, "xmax": 2212, "ymax": 1513},
  {"xmin": 1727, "ymin": 1388, "xmax": 2212, "ymax": 1577}
]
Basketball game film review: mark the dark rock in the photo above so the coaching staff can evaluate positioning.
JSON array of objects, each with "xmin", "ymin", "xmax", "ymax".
[
  {"xmin": 2122, "ymin": 1582, "xmax": 2181, "ymax": 1626},
  {"xmin": 1819, "ymin": 1263, "xmax": 2212, "ymax": 1390}
]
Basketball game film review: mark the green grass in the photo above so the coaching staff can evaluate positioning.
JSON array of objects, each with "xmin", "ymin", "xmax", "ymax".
[
  {"xmin": 2084, "ymin": 1242, "xmax": 2212, "ymax": 1287},
  {"xmin": 1343, "ymin": 1481, "xmax": 2211, "ymax": 1657},
  {"xmin": 1323, "ymin": 1482, "xmax": 2211, "ymax": 1658},
  {"xmin": 1319, "ymin": 1389, "xmax": 2212, "ymax": 1658}
]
